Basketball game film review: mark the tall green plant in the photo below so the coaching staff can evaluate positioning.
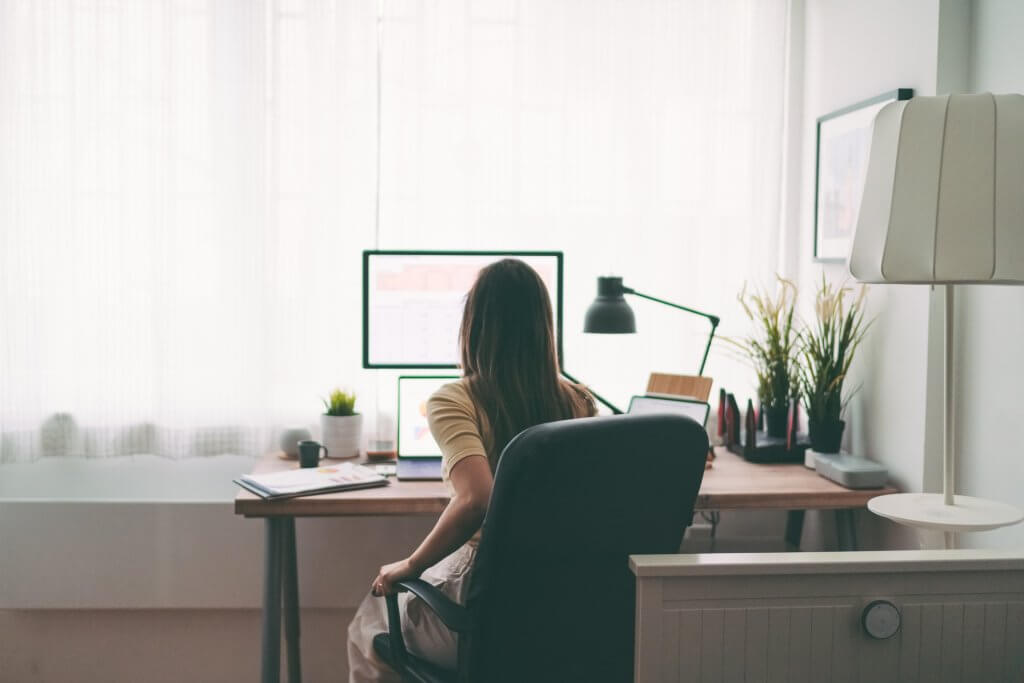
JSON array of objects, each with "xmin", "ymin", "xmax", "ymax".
[
  {"xmin": 728, "ymin": 277, "xmax": 801, "ymax": 411},
  {"xmin": 798, "ymin": 277, "xmax": 870, "ymax": 427}
]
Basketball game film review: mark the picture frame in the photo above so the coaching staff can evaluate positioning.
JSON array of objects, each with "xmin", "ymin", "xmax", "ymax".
[{"xmin": 813, "ymin": 88, "xmax": 913, "ymax": 262}]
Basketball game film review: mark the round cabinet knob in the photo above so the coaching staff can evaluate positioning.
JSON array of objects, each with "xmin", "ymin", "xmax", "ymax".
[{"xmin": 862, "ymin": 600, "xmax": 901, "ymax": 640}]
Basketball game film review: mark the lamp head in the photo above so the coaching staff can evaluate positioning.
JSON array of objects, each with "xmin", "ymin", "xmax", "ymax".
[
  {"xmin": 584, "ymin": 276, "xmax": 636, "ymax": 333},
  {"xmin": 851, "ymin": 93, "xmax": 1024, "ymax": 284}
]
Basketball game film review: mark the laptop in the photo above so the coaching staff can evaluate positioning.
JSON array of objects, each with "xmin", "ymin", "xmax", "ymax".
[
  {"xmin": 396, "ymin": 375, "xmax": 459, "ymax": 481},
  {"xmin": 627, "ymin": 394, "xmax": 710, "ymax": 427}
]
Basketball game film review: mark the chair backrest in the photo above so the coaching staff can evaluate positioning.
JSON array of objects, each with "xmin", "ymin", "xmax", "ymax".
[{"xmin": 460, "ymin": 413, "xmax": 708, "ymax": 683}]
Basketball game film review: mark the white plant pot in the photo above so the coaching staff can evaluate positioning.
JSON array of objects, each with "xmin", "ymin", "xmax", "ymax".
[{"xmin": 320, "ymin": 413, "xmax": 363, "ymax": 459}]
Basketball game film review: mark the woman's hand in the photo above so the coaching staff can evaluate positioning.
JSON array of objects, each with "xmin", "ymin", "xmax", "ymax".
[
  {"xmin": 371, "ymin": 557, "xmax": 421, "ymax": 597},
  {"xmin": 369, "ymin": 458, "xmax": 491, "ymax": 598}
]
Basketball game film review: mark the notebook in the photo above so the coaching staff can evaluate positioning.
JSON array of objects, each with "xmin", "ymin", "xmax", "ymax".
[{"xmin": 234, "ymin": 462, "xmax": 388, "ymax": 501}]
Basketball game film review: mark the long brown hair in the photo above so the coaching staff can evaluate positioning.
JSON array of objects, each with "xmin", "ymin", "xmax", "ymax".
[{"xmin": 460, "ymin": 259, "xmax": 595, "ymax": 470}]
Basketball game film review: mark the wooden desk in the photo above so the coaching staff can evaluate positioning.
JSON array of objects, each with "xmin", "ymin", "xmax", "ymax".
[
  {"xmin": 235, "ymin": 448, "xmax": 898, "ymax": 683},
  {"xmin": 235, "ymin": 447, "xmax": 895, "ymax": 517},
  {"xmin": 696, "ymin": 448, "xmax": 898, "ymax": 511}
]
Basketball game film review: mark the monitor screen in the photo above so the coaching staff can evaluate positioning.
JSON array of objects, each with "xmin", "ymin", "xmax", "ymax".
[
  {"xmin": 363, "ymin": 251, "xmax": 563, "ymax": 368},
  {"xmin": 397, "ymin": 376, "xmax": 460, "ymax": 458}
]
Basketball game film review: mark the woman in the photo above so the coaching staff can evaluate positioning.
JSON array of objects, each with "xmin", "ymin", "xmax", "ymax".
[{"xmin": 347, "ymin": 258, "xmax": 596, "ymax": 682}]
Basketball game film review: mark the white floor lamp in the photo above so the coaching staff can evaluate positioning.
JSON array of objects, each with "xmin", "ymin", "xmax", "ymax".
[{"xmin": 850, "ymin": 92, "xmax": 1024, "ymax": 548}]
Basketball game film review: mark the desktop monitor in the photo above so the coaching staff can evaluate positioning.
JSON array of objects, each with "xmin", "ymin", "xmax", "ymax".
[{"xmin": 363, "ymin": 250, "xmax": 563, "ymax": 368}]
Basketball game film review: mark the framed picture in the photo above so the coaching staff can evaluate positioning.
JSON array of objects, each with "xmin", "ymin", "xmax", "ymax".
[{"xmin": 814, "ymin": 88, "xmax": 913, "ymax": 262}]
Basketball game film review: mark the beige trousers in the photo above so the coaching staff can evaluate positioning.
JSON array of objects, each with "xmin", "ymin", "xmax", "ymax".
[{"xmin": 347, "ymin": 544, "xmax": 477, "ymax": 683}]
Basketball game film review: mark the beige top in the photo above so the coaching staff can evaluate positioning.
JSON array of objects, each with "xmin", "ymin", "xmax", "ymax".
[{"xmin": 425, "ymin": 380, "xmax": 494, "ymax": 495}]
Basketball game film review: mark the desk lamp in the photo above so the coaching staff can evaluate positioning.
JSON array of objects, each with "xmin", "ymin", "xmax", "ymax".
[
  {"xmin": 562, "ymin": 276, "xmax": 720, "ymax": 415},
  {"xmin": 583, "ymin": 276, "xmax": 720, "ymax": 374},
  {"xmin": 850, "ymin": 92, "xmax": 1024, "ymax": 547}
]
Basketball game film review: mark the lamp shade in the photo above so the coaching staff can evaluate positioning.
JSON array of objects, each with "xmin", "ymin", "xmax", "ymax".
[
  {"xmin": 850, "ymin": 93, "xmax": 1024, "ymax": 284},
  {"xmin": 583, "ymin": 276, "xmax": 636, "ymax": 333}
]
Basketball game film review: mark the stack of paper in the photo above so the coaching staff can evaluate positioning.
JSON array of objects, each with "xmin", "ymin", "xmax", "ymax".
[{"xmin": 235, "ymin": 462, "xmax": 388, "ymax": 500}]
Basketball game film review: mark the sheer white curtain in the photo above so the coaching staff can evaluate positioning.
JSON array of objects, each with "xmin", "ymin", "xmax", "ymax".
[
  {"xmin": 1, "ymin": 0, "xmax": 790, "ymax": 461},
  {"xmin": 378, "ymin": 0, "xmax": 790, "ymax": 408},
  {"xmin": 0, "ymin": 0, "xmax": 378, "ymax": 461}
]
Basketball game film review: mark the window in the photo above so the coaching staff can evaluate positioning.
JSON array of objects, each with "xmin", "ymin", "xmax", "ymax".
[{"xmin": 0, "ymin": 0, "xmax": 790, "ymax": 461}]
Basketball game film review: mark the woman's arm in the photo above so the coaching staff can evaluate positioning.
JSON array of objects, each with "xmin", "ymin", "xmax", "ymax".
[
  {"xmin": 372, "ymin": 455, "xmax": 492, "ymax": 595},
  {"xmin": 371, "ymin": 383, "xmax": 493, "ymax": 596}
]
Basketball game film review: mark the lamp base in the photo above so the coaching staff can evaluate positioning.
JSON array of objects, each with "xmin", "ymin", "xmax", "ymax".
[{"xmin": 868, "ymin": 493, "xmax": 1024, "ymax": 533}]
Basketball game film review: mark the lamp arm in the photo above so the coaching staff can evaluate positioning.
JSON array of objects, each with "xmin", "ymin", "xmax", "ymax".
[
  {"xmin": 623, "ymin": 289, "xmax": 720, "ymax": 326},
  {"xmin": 624, "ymin": 288, "xmax": 720, "ymax": 376},
  {"xmin": 559, "ymin": 369, "xmax": 623, "ymax": 415}
]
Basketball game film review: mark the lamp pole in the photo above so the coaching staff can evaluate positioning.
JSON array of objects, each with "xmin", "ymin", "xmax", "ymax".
[{"xmin": 944, "ymin": 284, "xmax": 955, "ymax": 549}]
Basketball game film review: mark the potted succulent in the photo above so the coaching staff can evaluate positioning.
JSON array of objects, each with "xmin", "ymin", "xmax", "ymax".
[
  {"xmin": 729, "ymin": 278, "xmax": 801, "ymax": 438},
  {"xmin": 320, "ymin": 388, "xmax": 362, "ymax": 459},
  {"xmin": 798, "ymin": 278, "xmax": 870, "ymax": 466}
]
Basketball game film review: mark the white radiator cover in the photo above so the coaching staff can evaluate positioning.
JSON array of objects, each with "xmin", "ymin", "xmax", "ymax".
[{"xmin": 630, "ymin": 550, "xmax": 1024, "ymax": 683}]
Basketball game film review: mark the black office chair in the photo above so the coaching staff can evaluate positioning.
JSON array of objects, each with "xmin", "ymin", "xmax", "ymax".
[{"xmin": 372, "ymin": 413, "xmax": 708, "ymax": 683}]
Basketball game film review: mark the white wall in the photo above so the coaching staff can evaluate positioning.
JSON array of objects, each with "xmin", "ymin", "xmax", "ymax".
[
  {"xmin": 700, "ymin": 0, "xmax": 971, "ymax": 552},
  {"xmin": 0, "ymin": 502, "xmax": 436, "ymax": 682},
  {"xmin": 0, "ymin": 609, "xmax": 354, "ymax": 683},
  {"xmin": 794, "ymin": 0, "xmax": 944, "ymax": 549},
  {"xmin": 795, "ymin": 0, "xmax": 1024, "ymax": 551},
  {"xmin": 970, "ymin": 0, "xmax": 1024, "ymax": 90},
  {"xmin": 955, "ymin": 0, "xmax": 1024, "ymax": 548}
]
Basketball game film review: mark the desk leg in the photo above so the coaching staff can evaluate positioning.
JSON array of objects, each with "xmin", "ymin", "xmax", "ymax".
[
  {"xmin": 262, "ymin": 518, "xmax": 284, "ymax": 683},
  {"xmin": 282, "ymin": 518, "xmax": 302, "ymax": 683},
  {"xmin": 785, "ymin": 510, "xmax": 805, "ymax": 550},
  {"xmin": 835, "ymin": 510, "xmax": 858, "ymax": 551}
]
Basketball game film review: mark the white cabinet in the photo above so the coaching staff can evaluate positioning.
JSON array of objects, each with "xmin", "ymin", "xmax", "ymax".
[{"xmin": 631, "ymin": 550, "xmax": 1024, "ymax": 683}]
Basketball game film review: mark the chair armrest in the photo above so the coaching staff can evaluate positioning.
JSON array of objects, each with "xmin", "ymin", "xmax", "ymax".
[
  {"xmin": 395, "ymin": 578, "xmax": 474, "ymax": 633},
  {"xmin": 384, "ymin": 593, "xmax": 409, "ymax": 669}
]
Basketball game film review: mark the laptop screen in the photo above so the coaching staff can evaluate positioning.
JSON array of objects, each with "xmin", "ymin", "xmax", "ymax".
[
  {"xmin": 627, "ymin": 395, "xmax": 710, "ymax": 426},
  {"xmin": 397, "ymin": 376, "xmax": 460, "ymax": 458}
]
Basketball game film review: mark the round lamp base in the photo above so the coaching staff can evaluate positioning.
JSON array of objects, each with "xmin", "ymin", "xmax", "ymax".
[{"xmin": 868, "ymin": 493, "xmax": 1024, "ymax": 533}]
